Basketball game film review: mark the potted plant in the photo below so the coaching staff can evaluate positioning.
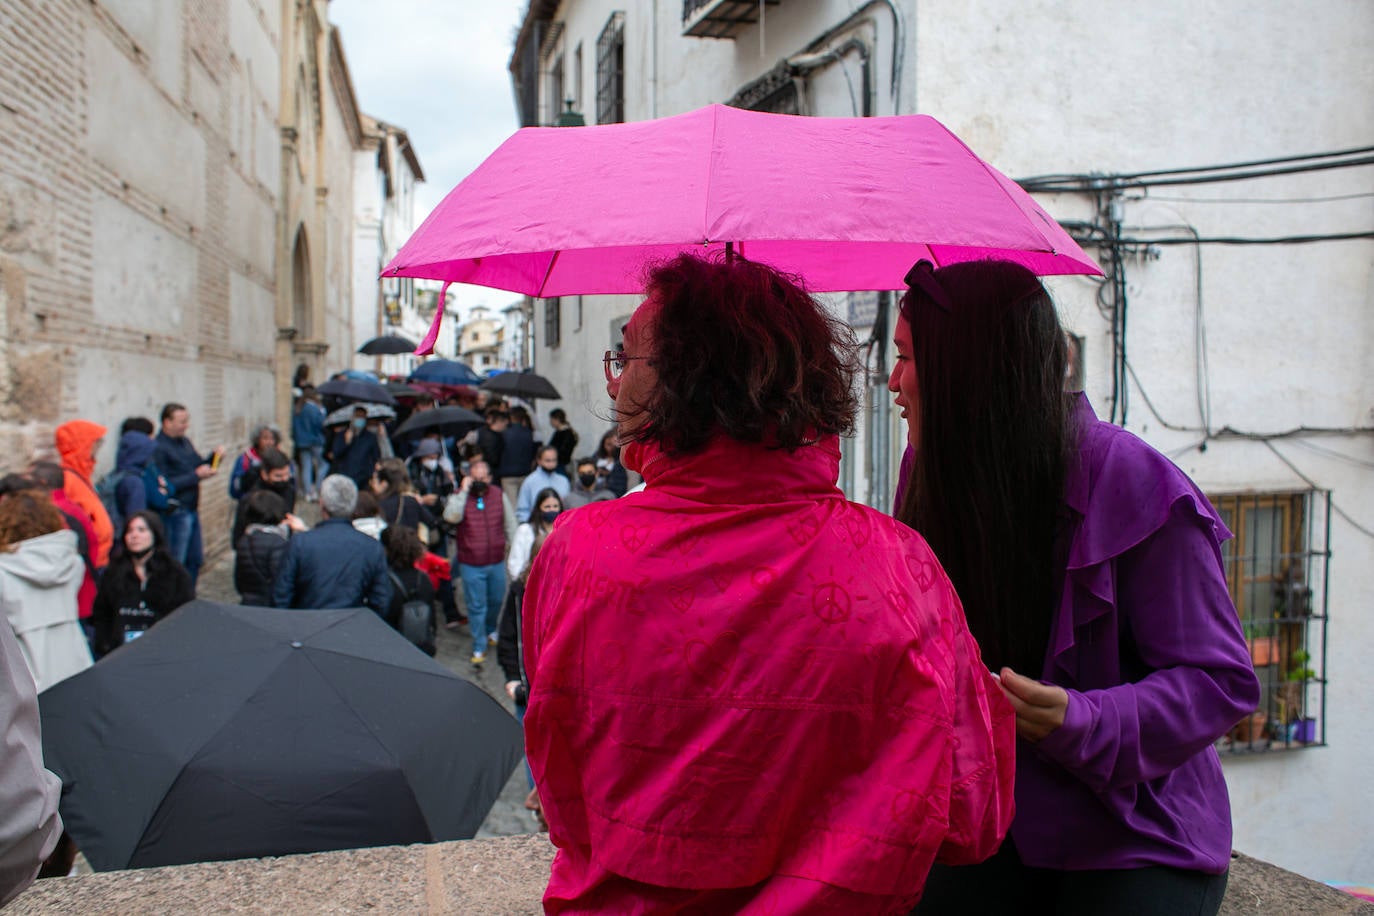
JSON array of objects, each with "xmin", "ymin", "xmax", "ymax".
[
  {"xmin": 1279, "ymin": 650, "xmax": 1318, "ymax": 743},
  {"xmin": 1245, "ymin": 620, "xmax": 1280, "ymax": 667}
]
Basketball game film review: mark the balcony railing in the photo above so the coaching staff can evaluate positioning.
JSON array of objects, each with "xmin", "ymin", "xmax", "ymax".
[{"xmin": 683, "ymin": 0, "xmax": 781, "ymax": 39}]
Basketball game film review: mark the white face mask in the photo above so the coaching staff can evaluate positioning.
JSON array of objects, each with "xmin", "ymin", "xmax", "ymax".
[{"xmin": 421, "ymin": 458, "xmax": 439, "ymax": 471}]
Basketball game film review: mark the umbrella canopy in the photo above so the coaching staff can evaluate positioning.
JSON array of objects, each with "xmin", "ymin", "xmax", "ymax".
[
  {"xmin": 339, "ymin": 368, "xmax": 381, "ymax": 382},
  {"xmin": 479, "ymin": 371, "xmax": 562, "ymax": 401},
  {"xmin": 317, "ymin": 377, "xmax": 397, "ymax": 406},
  {"xmin": 384, "ymin": 104, "xmax": 1100, "ymax": 300},
  {"xmin": 384, "ymin": 380, "xmax": 426, "ymax": 399},
  {"xmin": 392, "ymin": 406, "xmax": 484, "ymax": 439},
  {"xmin": 408, "ymin": 359, "xmax": 483, "ymax": 387},
  {"xmin": 39, "ymin": 602, "xmax": 523, "ymax": 871},
  {"xmin": 324, "ymin": 402, "xmax": 397, "ymax": 427},
  {"xmin": 358, "ymin": 335, "xmax": 419, "ymax": 355}
]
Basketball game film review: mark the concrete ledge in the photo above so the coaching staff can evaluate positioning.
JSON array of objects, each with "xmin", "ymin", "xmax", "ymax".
[{"xmin": 11, "ymin": 839, "xmax": 1372, "ymax": 914}]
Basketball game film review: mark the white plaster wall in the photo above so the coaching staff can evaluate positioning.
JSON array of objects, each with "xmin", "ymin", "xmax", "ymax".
[
  {"xmin": 322, "ymin": 73, "xmax": 357, "ymax": 363},
  {"xmin": 527, "ymin": 0, "xmax": 1374, "ymax": 881},
  {"xmin": 100, "ymin": 0, "xmax": 185, "ymax": 98},
  {"xmin": 90, "ymin": 191, "xmax": 195, "ymax": 335},
  {"xmin": 229, "ymin": 269, "xmax": 275, "ymax": 358},
  {"xmin": 86, "ymin": 26, "xmax": 206, "ymax": 228},
  {"xmin": 224, "ymin": 167, "xmax": 275, "ymax": 279},
  {"xmin": 75, "ymin": 352, "xmax": 205, "ymax": 479},
  {"xmin": 222, "ymin": 362, "xmax": 279, "ymax": 440}
]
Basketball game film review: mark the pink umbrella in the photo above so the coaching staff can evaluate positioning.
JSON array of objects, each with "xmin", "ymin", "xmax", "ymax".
[{"xmin": 385, "ymin": 104, "xmax": 1100, "ymax": 352}]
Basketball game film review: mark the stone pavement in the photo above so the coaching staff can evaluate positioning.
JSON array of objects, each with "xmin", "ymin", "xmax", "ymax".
[{"xmin": 194, "ymin": 514, "xmax": 541, "ymax": 840}]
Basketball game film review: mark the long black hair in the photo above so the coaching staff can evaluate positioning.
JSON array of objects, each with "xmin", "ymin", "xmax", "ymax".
[{"xmin": 896, "ymin": 259, "xmax": 1076, "ymax": 675}]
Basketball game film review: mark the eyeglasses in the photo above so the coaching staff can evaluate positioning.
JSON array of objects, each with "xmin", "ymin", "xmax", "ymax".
[{"xmin": 603, "ymin": 348, "xmax": 651, "ymax": 381}]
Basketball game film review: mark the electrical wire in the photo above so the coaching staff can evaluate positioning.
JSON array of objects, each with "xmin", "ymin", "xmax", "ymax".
[
  {"xmin": 1264, "ymin": 442, "xmax": 1374, "ymax": 541},
  {"xmin": 1119, "ymin": 231, "xmax": 1374, "ymax": 246},
  {"xmin": 1287, "ymin": 439, "xmax": 1374, "ymax": 470},
  {"xmin": 1018, "ymin": 144, "xmax": 1374, "ymax": 186},
  {"xmin": 1132, "ymin": 191, "xmax": 1374, "ymax": 205},
  {"xmin": 1021, "ymin": 155, "xmax": 1374, "ymax": 193}
]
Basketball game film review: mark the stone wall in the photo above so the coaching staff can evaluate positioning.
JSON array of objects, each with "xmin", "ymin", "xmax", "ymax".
[{"xmin": 11, "ymin": 838, "xmax": 1372, "ymax": 914}]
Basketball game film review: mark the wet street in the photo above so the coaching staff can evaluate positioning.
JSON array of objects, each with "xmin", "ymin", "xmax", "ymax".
[{"xmin": 195, "ymin": 526, "xmax": 541, "ymax": 841}]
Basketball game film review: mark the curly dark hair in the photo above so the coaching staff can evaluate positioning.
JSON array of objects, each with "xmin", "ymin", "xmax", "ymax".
[
  {"xmin": 0, "ymin": 489, "xmax": 65, "ymax": 552},
  {"xmin": 625, "ymin": 253, "xmax": 859, "ymax": 453}
]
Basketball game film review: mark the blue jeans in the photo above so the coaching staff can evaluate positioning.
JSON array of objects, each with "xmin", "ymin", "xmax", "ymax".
[
  {"xmin": 458, "ymin": 562, "xmax": 505, "ymax": 653},
  {"xmin": 297, "ymin": 444, "xmax": 326, "ymax": 497},
  {"xmin": 162, "ymin": 508, "xmax": 203, "ymax": 585}
]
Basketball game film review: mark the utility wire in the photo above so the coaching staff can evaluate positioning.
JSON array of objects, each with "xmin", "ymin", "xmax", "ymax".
[
  {"xmin": 1134, "ymin": 191, "xmax": 1374, "ymax": 205},
  {"xmin": 1264, "ymin": 442, "xmax": 1374, "ymax": 541},
  {"xmin": 1018, "ymin": 144, "xmax": 1374, "ymax": 186},
  {"xmin": 1114, "ymin": 231, "xmax": 1374, "ymax": 246},
  {"xmin": 1020, "ymin": 154, "xmax": 1374, "ymax": 193}
]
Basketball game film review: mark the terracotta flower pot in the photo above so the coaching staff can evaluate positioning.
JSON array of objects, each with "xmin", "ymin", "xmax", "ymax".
[{"xmin": 1230, "ymin": 711, "xmax": 1268, "ymax": 744}]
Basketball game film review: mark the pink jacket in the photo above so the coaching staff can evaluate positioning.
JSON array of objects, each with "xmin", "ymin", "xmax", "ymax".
[{"xmin": 523, "ymin": 434, "xmax": 1014, "ymax": 914}]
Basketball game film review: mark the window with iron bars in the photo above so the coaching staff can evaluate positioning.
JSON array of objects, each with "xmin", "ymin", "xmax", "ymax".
[
  {"xmin": 596, "ymin": 12, "xmax": 625, "ymax": 125},
  {"xmin": 544, "ymin": 298, "xmax": 561, "ymax": 350},
  {"xmin": 1209, "ymin": 490, "xmax": 1330, "ymax": 754}
]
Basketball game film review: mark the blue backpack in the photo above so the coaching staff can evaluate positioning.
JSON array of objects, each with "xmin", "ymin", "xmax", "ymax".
[{"xmin": 94, "ymin": 469, "xmax": 133, "ymax": 532}]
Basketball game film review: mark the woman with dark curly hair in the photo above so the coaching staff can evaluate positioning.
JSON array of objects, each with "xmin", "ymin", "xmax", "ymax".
[
  {"xmin": 521, "ymin": 253, "xmax": 1014, "ymax": 914},
  {"xmin": 892, "ymin": 259, "xmax": 1258, "ymax": 915},
  {"xmin": 92, "ymin": 511, "xmax": 194, "ymax": 656}
]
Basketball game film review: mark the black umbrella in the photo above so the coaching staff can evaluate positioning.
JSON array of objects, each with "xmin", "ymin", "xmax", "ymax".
[
  {"xmin": 392, "ymin": 406, "xmax": 484, "ymax": 439},
  {"xmin": 317, "ymin": 377, "xmax": 397, "ymax": 406},
  {"xmin": 358, "ymin": 334, "xmax": 418, "ymax": 355},
  {"xmin": 479, "ymin": 371, "xmax": 562, "ymax": 400},
  {"xmin": 384, "ymin": 380, "xmax": 426, "ymax": 399},
  {"xmin": 39, "ymin": 601, "xmax": 522, "ymax": 871}
]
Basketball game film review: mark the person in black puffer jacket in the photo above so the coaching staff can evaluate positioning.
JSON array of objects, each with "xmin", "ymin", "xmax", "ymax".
[
  {"xmin": 92, "ymin": 512, "xmax": 194, "ymax": 657},
  {"xmin": 233, "ymin": 490, "xmax": 302, "ymax": 607}
]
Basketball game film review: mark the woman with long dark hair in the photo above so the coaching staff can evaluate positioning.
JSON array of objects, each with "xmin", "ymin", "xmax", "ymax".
[
  {"xmin": 891, "ymin": 259, "xmax": 1259, "ymax": 914},
  {"xmin": 92, "ymin": 511, "xmax": 194, "ymax": 656}
]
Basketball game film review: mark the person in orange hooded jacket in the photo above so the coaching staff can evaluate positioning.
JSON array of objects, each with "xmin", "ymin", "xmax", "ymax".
[{"xmin": 54, "ymin": 420, "xmax": 113, "ymax": 569}]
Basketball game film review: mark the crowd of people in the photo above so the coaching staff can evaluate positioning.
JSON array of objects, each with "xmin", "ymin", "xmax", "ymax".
[{"xmin": 1, "ymin": 255, "xmax": 1262, "ymax": 913}]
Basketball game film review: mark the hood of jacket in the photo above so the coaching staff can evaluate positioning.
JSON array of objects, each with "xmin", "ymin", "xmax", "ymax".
[
  {"xmin": 56, "ymin": 420, "xmax": 107, "ymax": 479},
  {"xmin": 115, "ymin": 431, "xmax": 157, "ymax": 472},
  {"xmin": 0, "ymin": 528, "xmax": 84, "ymax": 588}
]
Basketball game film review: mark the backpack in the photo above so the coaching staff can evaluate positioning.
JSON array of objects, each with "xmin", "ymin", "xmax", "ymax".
[
  {"xmin": 94, "ymin": 469, "xmax": 134, "ymax": 532},
  {"xmin": 387, "ymin": 570, "xmax": 436, "ymax": 656}
]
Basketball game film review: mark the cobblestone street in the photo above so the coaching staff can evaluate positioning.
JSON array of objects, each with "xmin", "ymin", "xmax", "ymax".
[{"xmin": 195, "ymin": 516, "xmax": 541, "ymax": 841}]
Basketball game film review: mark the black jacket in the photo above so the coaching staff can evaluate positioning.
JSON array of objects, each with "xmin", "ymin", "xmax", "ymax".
[
  {"xmin": 92, "ymin": 552, "xmax": 195, "ymax": 656},
  {"xmin": 234, "ymin": 525, "xmax": 290, "ymax": 606},
  {"xmin": 231, "ymin": 476, "xmax": 298, "ymax": 547}
]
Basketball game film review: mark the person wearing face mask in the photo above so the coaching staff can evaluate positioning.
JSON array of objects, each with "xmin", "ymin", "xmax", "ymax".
[
  {"xmin": 406, "ymin": 438, "xmax": 455, "ymax": 515},
  {"xmin": 500, "ymin": 487, "xmax": 563, "ymax": 826},
  {"xmin": 92, "ymin": 511, "xmax": 194, "ymax": 657},
  {"xmin": 562, "ymin": 457, "xmax": 616, "ymax": 510},
  {"xmin": 230, "ymin": 448, "xmax": 298, "ymax": 548},
  {"xmin": 444, "ymin": 459, "xmax": 515, "ymax": 665},
  {"xmin": 330, "ymin": 406, "xmax": 384, "ymax": 490},
  {"xmin": 515, "ymin": 446, "xmax": 570, "ymax": 523}
]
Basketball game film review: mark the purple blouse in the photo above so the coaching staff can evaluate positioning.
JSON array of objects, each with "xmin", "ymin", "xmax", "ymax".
[{"xmin": 897, "ymin": 396, "xmax": 1260, "ymax": 872}]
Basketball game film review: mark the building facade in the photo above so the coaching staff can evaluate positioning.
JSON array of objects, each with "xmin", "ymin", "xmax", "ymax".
[
  {"xmin": 0, "ymin": 0, "xmax": 413, "ymax": 555},
  {"xmin": 508, "ymin": 0, "xmax": 1374, "ymax": 882}
]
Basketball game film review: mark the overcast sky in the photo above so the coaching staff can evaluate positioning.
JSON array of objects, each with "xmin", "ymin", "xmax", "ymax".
[{"xmin": 328, "ymin": 0, "xmax": 529, "ymax": 313}]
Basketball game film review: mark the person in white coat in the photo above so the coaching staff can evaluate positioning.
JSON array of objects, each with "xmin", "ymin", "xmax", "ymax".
[{"xmin": 0, "ymin": 488, "xmax": 92, "ymax": 692}]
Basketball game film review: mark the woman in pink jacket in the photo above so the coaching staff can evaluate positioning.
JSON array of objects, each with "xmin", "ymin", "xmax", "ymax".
[{"xmin": 522, "ymin": 253, "xmax": 1015, "ymax": 914}]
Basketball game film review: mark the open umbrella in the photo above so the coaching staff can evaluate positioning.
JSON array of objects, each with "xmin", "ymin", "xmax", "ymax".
[
  {"xmin": 408, "ymin": 359, "xmax": 483, "ymax": 387},
  {"xmin": 39, "ymin": 602, "xmax": 523, "ymax": 871},
  {"xmin": 383, "ymin": 104, "xmax": 1101, "ymax": 351},
  {"xmin": 392, "ymin": 406, "xmax": 483, "ymax": 439},
  {"xmin": 480, "ymin": 371, "xmax": 561, "ymax": 401},
  {"xmin": 358, "ymin": 334, "xmax": 419, "ymax": 355},
  {"xmin": 384, "ymin": 380, "xmax": 426, "ymax": 399},
  {"xmin": 317, "ymin": 377, "xmax": 397, "ymax": 406},
  {"xmin": 324, "ymin": 402, "xmax": 397, "ymax": 427}
]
